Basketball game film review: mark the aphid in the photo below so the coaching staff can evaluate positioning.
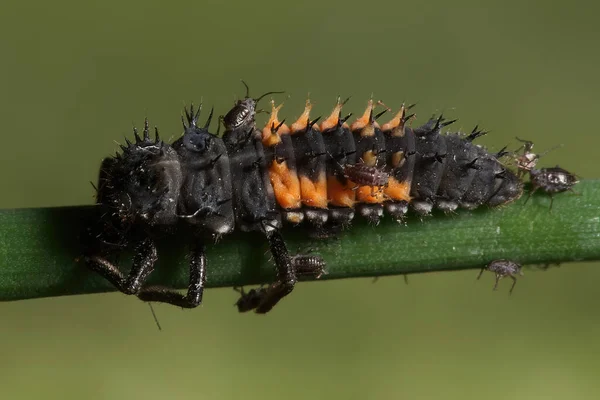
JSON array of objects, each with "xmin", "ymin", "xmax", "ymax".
[
  {"xmin": 514, "ymin": 138, "xmax": 579, "ymax": 208},
  {"xmin": 343, "ymin": 162, "xmax": 390, "ymax": 193},
  {"xmin": 514, "ymin": 137, "xmax": 539, "ymax": 178},
  {"xmin": 290, "ymin": 254, "xmax": 327, "ymax": 279},
  {"xmin": 529, "ymin": 167, "xmax": 579, "ymax": 198},
  {"xmin": 477, "ymin": 259, "xmax": 523, "ymax": 294}
]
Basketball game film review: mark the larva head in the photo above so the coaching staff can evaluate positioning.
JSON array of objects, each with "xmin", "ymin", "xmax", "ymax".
[{"xmin": 98, "ymin": 119, "xmax": 182, "ymax": 228}]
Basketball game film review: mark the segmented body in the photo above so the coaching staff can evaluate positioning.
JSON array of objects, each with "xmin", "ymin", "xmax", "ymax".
[
  {"xmin": 85, "ymin": 91, "xmax": 528, "ymax": 314},
  {"xmin": 252, "ymin": 97, "xmax": 523, "ymax": 231}
]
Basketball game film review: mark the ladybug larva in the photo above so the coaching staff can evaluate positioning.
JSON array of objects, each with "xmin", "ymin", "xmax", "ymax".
[{"xmin": 84, "ymin": 86, "xmax": 532, "ymax": 314}]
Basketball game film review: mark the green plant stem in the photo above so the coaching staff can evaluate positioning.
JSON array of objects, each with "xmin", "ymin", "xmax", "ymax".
[{"xmin": 0, "ymin": 180, "xmax": 599, "ymax": 302}]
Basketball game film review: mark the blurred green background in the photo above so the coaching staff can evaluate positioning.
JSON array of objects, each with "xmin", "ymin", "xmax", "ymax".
[{"xmin": 1, "ymin": 0, "xmax": 599, "ymax": 398}]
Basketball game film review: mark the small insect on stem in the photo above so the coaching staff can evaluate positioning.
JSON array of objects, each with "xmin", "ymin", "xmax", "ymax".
[
  {"xmin": 514, "ymin": 138, "xmax": 579, "ymax": 210},
  {"xmin": 477, "ymin": 259, "xmax": 523, "ymax": 294}
]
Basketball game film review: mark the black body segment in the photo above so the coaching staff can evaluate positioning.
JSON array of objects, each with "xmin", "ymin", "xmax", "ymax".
[
  {"xmin": 459, "ymin": 147, "xmax": 504, "ymax": 210},
  {"xmin": 350, "ymin": 100, "xmax": 388, "ymax": 223},
  {"xmin": 380, "ymin": 107, "xmax": 416, "ymax": 220},
  {"xmin": 435, "ymin": 134, "xmax": 479, "ymax": 212},
  {"xmin": 382, "ymin": 116, "xmax": 416, "ymax": 188},
  {"xmin": 223, "ymin": 124, "xmax": 280, "ymax": 232},
  {"xmin": 173, "ymin": 105, "xmax": 234, "ymax": 235},
  {"xmin": 320, "ymin": 98, "xmax": 357, "ymax": 228},
  {"xmin": 290, "ymin": 124, "xmax": 327, "ymax": 184},
  {"xmin": 488, "ymin": 171, "xmax": 523, "ymax": 207},
  {"xmin": 410, "ymin": 116, "xmax": 450, "ymax": 214},
  {"xmin": 289, "ymin": 100, "xmax": 329, "ymax": 226}
]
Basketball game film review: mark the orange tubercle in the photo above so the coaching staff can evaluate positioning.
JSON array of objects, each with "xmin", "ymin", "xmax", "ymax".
[
  {"xmin": 384, "ymin": 178, "xmax": 412, "ymax": 202},
  {"xmin": 327, "ymin": 175, "xmax": 356, "ymax": 207},
  {"xmin": 299, "ymin": 173, "xmax": 328, "ymax": 208},
  {"xmin": 381, "ymin": 105, "xmax": 407, "ymax": 135},
  {"xmin": 320, "ymin": 97, "xmax": 344, "ymax": 132},
  {"xmin": 261, "ymin": 100, "xmax": 290, "ymax": 146},
  {"xmin": 291, "ymin": 99, "xmax": 313, "ymax": 134},
  {"xmin": 269, "ymin": 160, "xmax": 302, "ymax": 209},
  {"xmin": 350, "ymin": 99, "xmax": 379, "ymax": 135}
]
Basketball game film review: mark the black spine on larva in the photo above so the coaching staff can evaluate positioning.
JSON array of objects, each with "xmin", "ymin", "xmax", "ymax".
[
  {"xmin": 223, "ymin": 101, "xmax": 280, "ymax": 232},
  {"xmin": 410, "ymin": 117, "xmax": 449, "ymax": 213},
  {"xmin": 172, "ymin": 105, "xmax": 234, "ymax": 235},
  {"xmin": 435, "ymin": 134, "xmax": 480, "ymax": 211}
]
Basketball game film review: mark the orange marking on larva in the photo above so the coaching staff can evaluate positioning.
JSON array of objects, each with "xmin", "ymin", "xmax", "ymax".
[
  {"xmin": 291, "ymin": 99, "xmax": 313, "ymax": 134},
  {"xmin": 269, "ymin": 160, "xmax": 301, "ymax": 209},
  {"xmin": 351, "ymin": 99, "xmax": 373, "ymax": 131},
  {"xmin": 320, "ymin": 97, "xmax": 343, "ymax": 132},
  {"xmin": 381, "ymin": 105, "xmax": 407, "ymax": 136},
  {"xmin": 327, "ymin": 176, "xmax": 356, "ymax": 207},
  {"xmin": 300, "ymin": 173, "xmax": 328, "ymax": 208},
  {"xmin": 351, "ymin": 99, "xmax": 380, "ymax": 136},
  {"xmin": 356, "ymin": 185, "xmax": 385, "ymax": 204},
  {"xmin": 361, "ymin": 150, "xmax": 378, "ymax": 167},
  {"xmin": 261, "ymin": 100, "xmax": 289, "ymax": 146},
  {"xmin": 384, "ymin": 178, "xmax": 412, "ymax": 202},
  {"xmin": 391, "ymin": 151, "xmax": 405, "ymax": 168}
]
